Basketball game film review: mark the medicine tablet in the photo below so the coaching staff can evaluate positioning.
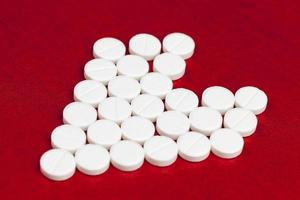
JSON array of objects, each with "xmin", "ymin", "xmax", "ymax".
[
  {"xmin": 156, "ymin": 111, "xmax": 190, "ymax": 140},
  {"xmin": 162, "ymin": 32, "xmax": 195, "ymax": 59},
  {"xmin": 235, "ymin": 86, "xmax": 268, "ymax": 115},
  {"xmin": 131, "ymin": 94, "xmax": 164, "ymax": 122},
  {"xmin": 144, "ymin": 136, "xmax": 178, "ymax": 167},
  {"xmin": 165, "ymin": 88, "xmax": 199, "ymax": 115},
  {"xmin": 153, "ymin": 53, "xmax": 186, "ymax": 80},
  {"xmin": 121, "ymin": 116, "xmax": 155, "ymax": 145},
  {"xmin": 51, "ymin": 124, "xmax": 86, "ymax": 154},
  {"xmin": 73, "ymin": 80, "xmax": 107, "ymax": 107},
  {"xmin": 224, "ymin": 108, "xmax": 257, "ymax": 137},
  {"xmin": 40, "ymin": 149, "xmax": 76, "ymax": 181},
  {"xmin": 177, "ymin": 132, "xmax": 211, "ymax": 162},
  {"xmin": 108, "ymin": 75, "xmax": 141, "ymax": 101},
  {"xmin": 93, "ymin": 37, "xmax": 126, "ymax": 63},
  {"xmin": 75, "ymin": 144, "xmax": 110, "ymax": 176},
  {"xmin": 116, "ymin": 55, "xmax": 149, "ymax": 80},
  {"xmin": 129, "ymin": 33, "xmax": 161, "ymax": 61},
  {"xmin": 210, "ymin": 128, "xmax": 244, "ymax": 159},
  {"xmin": 189, "ymin": 107, "xmax": 222, "ymax": 136},
  {"xmin": 110, "ymin": 140, "xmax": 144, "ymax": 171},
  {"xmin": 140, "ymin": 72, "xmax": 173, "ymax": 99},
  {"xmin": 84, "ymin": 59, "xmax": 117, "ymax": 85},
  {"xmin": 201, "ymin": 86, "xmax": 235, "ymax": 115},
  {"xmin": 63, "ymin": 102, "xmax": 97, "ymax": 131},
  {"xmin": 98, "ymin": 97, "xmax": 132, "ymax": 125}
]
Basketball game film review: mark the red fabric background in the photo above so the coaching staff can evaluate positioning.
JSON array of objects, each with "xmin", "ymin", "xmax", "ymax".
[{"xmin": 1, "ymin": 0, "xmax": 299, "ymax": 199}]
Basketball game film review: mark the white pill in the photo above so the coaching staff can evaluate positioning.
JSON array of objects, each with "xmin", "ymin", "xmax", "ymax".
[
  {"xmin": 189, "ymin": 107, "xmax": 222, "ymax": 136},
  {"xmin": 210, "ymin": 128, "xmax": 244, "ymax": 159},
  {"xmin": 93, "ymin": 37, "xmax": 126, "ymax": 63},
  {"xmin": 84, "ymin": 59, "xmax": 117, "ymax": 85},
  {"xmin": 40, "ymin": 149, "xmax": 76, "ymax": 181},
  {"xmin": 153, "ymin": 53, "xmax": 186, "ymax": 80},
  {"xmin": 129, "ymin": 33, "xmax": 161, "ymax": 61},
  {"xmin": 235, "ymin": 86, "xmax": 268, "ymax": 115},
  {"xmin": 165, "ymin": 88, "xmax": 199, "ymax": 115},
  {"xmin": 224, "ymin": 108, "xmax": 257, "ymax": 137},
  {"xmin": 108, "ymin": 75, "xmax": 141, "ymax": 101},
  {"xmin": 201, "ymin": 86, "xmax": 235, "ymax": 115},
  {"xmin": 75, "ymin": 144, "xmax": 110, "ymax": 176},
  {"xmin": 140, "ymin": 72, "xmax": 173, "ymax": 99},
  {"xmin": 73, "ymin": 80, "xmax": 107, "ymax": 107},
  {"xmin": 51, "ymin": 124, "xmax": 86, "ymax": 154},
  {"xmin": 110, "ymin": 140, "xmax": 144, "ymax": 171},
  {"xmin": 144, "ymin": 136, "xmax": 178, "ymax": 167},
  {"xmin": 156, "ymin": 111, "xmax": 190, "ymax": 140},
  {"xmin": 116, "ymin": 55, "xmax": 149, "ymax": 80},
  {"xmin": 162, "ymin": 32, "xmax": 195, "ymax": 59},
  {"xmin": 177, "ymin": 131, "xmax": 211, "ymax": 162},
  {"xmin": 63, "ymin": 102, "xmax": 97, "ymax": 131},
  {"xmin": 87, "ymin": 120, "xmax": 122, "ymax": 149},
  {"xmin": 121, "ymin": 116, "xmax": 155, "ymax": 145},
  {"xmin": 131, "ymin": 94, "xmax": 164, "ymax": 122},
  {"xmin": 98, "ymin": 97, "xmax": 132, "ymax": 125}
]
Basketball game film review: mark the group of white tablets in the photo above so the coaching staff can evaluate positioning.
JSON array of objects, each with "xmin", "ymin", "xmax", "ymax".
[{"xmin": 40, "ymin": 33, "xmax": 268, "ymax": 181}]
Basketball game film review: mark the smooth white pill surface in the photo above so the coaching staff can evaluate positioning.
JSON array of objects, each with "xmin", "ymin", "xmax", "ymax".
[
  {"xmin": 156, "ymin": 111, "xmax": 190, "ymax": 140},
  {"xmin": 177, "ymin": 131, "xmax": 211, "ymax": 162},
  {"xmin": 235, "ymin": 86, "xmax": 268, "ymax": 115},
  {"xmin": 116, "ymin": 55, "xmax": 149, "ymax": 80},
  {"xmin": 129, "ymin": 33, "xmax": 161, "ymax": 61},
  {"xmin": 189, "ymin": 107, "xmax": 222, "ymax": 136},
  {"xmin": 144, "ymin": 136, "xmax": 178, "ymax": 167},
  {"xmin": 110, "ymin": 140, "xmax": 144, "ymax": 171},
  {"xmin": 162, "ymin": 32, "xmax": 195, "ymax": 59},
  {"xmin": 153, "ymin": 53, "xmax": 186, "ymax": 80},
  {"xmin": 210, "ymin": 128, "xmax": 244, "ymax": 159},
  {"xmin": 40, "ymin": 149, "xmax": 76, "ymax": 181},
  {"xmin": 93, "ymin": 37, "xmax": 126, "ymax": 63},
  {"xmin": 87, "ymin": 120, "xmax": 122, "ymax": 149},
  {"xmin": 75, "ymin": 144, "xmax": 110, "ymax": 176},
  {"xmin": 63, "ymin": 102, "xmax": 97, "ymax": 131},
  {"xmin": 201, "ymin": 86, "xmax": 235, "ymax": 115}
]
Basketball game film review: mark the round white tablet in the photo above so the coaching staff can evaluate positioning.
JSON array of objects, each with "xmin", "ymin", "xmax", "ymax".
[
  {"xmin": 73, "ymin": 80, "xmax": 107, "ymax": 107},
  {"xmin": 84, "ymin": 59, "xmax": 117, "ymax": 85},
  {"xmin": 210, "ymin": 128, "xmax": 244, "ymax": 159},
  {"xmin": 51, "ymin": 124, "xmax": 86, "ymax": 154},
  {"xmin": 87, "ymin": 120, "xmax": 122, "ymax": 149},
  {"xmin": 129, "ymin": 33, "xmax": 161, "ymax": 61},
  {"xmin": 165, "ymin": 88, "xmax": 199, "ymax": 115},
  {"xmin": 110, "ymin": 140, "xmax": 144, "ymax": 171},
  {"xmin": 144, "ymin": 136, "xmax": 178, "ymax": 167},
  {"xmin": 153, "ymin": 53, "xmax": 186, "ymax": 80},
  {"xmin": 93, "ymin": 37, "xmax": 126, "ymax": 63},
  {"xmin": 98, "ymin": 97, "xmax": 132, "ymax": 125},
  {"xmin": 156, "ymin": 111, "xmax": 190, "ymax": 140},
  {"xmin": 108, "ymin": 75, "xmax": 141, "ymax": 101},
  {"xmin": 235, "ymin": 86, "xmax": 268, "ymax": 115},
  {"xmin": 121, "ymin": 116, "xmax": 155, "ymax": 145},
  {"xmin": 201, "ymin": 86, "xmax": 235, "ymax": 115},
  {"xmin": 162, "ymin": 32, "xmax": 195, "ymax": 59},
  {"xmin": 140, "ymin": 72, "xmax": 173, "ymax": 99},
  {"xmin": 63, "ymin": 102, "xmax": 97, "ymax": 131},
  {"xmin": 177, "ymin": 131, "xmax": 211, "ymax": 162},
  {"xmin": 75, "ymin": 144, "xmax": 110, "ymax": 176},
  {"xmin": 116, "ymin": 55, "xmax": 149, "ymax": 80},
  {"xmin": 224, "ymin": 108, "xmax": 258, "ymax": 137},
  {"xmin": 189, "ymin": 107, "xmax": 222, "ymax": 136},
  {"xmin": 131, "ymin": 94, "xmax": 164, "ymax": 122},
  {"xmin": 40, "ymin": 149, "xmax": 76, "ymax": 181}
]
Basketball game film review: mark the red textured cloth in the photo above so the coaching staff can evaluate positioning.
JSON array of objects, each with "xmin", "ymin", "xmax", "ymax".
[{"xmin": 1, "ymin": 0, "xmax": 299, "ymax": 199}]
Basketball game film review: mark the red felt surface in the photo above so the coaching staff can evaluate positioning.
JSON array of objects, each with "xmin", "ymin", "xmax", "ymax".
[{"xmin": 1, "ymin": 0, "xmax": 300, "ymax": 199}]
